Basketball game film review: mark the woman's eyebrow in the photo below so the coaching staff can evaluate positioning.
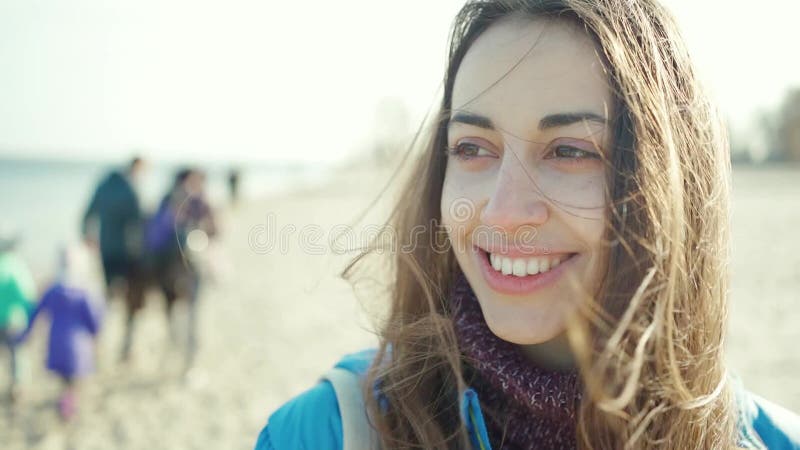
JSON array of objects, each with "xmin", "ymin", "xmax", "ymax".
[
  {"xmin": 538, "ymin": 112, "xmax": 607, "ymax": 130},
  {"xmin": 448, "ymin": 111, "xmax": 495, "ymax": 130},
  {"xmin": 447, "ymin": 111, "xmax": 608, "ymax": 130},
  {"xmin": 448, "ymin": 111, "xmax": 606, "ymax": 131}
]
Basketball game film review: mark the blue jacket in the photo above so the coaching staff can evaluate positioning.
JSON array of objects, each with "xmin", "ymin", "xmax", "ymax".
[{"xmin": 256, "ymin": 349, "xmax": 800, "ymax": 450}]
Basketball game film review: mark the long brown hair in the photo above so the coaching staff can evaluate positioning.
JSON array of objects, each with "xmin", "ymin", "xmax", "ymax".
[{"xmin": 344, "ymin": 0, "xmax": 736, "ymax": 448}]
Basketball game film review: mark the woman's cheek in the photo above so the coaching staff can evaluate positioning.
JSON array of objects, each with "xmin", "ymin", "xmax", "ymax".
[
  {"xmin": 441, "ymin": 176, "xmax": 478, "ymax": 248},
  {"xmin": 442, "ymin": 172, "xmax": 481, "ymax": 221},
  {"xmin": 441, "ymin": 193, "xmax": 464, "ymax": 246}
]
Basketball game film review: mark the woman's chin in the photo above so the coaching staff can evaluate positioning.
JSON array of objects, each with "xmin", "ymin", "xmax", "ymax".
[{"xmin": 480, "ymin": 304, "xmax": 568, "ymax": 346}]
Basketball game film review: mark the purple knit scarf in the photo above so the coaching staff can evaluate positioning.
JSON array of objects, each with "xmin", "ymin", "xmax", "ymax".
[{"xmin": 450, "ymin": 273, "xmax": 582, "ymax": 450}]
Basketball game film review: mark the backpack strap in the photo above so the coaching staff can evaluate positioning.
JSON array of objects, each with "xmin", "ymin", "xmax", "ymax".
[{"xmin": 322, "ymin": 367, "xmax": 376, "ymax": 450}]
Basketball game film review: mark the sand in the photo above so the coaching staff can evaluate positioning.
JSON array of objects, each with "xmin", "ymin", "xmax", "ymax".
[{"xmin": 1, "ymin": 164, "xmax": 798, "ymax": 450}]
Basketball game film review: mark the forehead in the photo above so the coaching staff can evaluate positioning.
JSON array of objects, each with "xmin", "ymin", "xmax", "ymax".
[{"xmin": 451, "ymin": 15, "xmax": 611, "ymax": 132}]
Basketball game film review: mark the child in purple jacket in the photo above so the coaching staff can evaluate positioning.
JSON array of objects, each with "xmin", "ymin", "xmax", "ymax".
[{"xmin": 16, "ymin": 245, "xmax": 103, "ymax": 420}]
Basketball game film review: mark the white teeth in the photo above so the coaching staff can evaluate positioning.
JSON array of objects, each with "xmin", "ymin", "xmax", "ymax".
[
  {"xmin": 487, "ymin": 252, "xmax": 569, "ymax": 276},
  {"xmin": 526, "ymin": 258, "xmax": 539, "ymax": 275},
  {"xmin": 539, "ymin": 258, "xmax": 550, "ymax": 273},
  {"xmin": 491, "ymin": 253, "xmax": 502, "ymax": 271},
  {"xmin": 501, "ymin": 258, "xmax": 512, "ymax": 275},
  {"xmin": 512, "ymin": 259, "xmax": 527, "ymax": 277}
]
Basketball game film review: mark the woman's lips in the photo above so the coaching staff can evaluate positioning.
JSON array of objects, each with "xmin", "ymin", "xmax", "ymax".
[{"xmin": 474, "ymin": 246, "xmax": 578, "ymax": 295}]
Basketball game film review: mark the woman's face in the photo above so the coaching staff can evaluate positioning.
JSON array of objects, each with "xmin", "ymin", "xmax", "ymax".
[{"xmin": 441, "ymin": 16, "xmax": 612, "ymax": 345}]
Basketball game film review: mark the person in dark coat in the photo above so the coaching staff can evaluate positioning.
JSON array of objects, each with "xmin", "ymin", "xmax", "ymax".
[{"xmin": 82, "ymin": 157, "xmax": 145, "ymax": 293}]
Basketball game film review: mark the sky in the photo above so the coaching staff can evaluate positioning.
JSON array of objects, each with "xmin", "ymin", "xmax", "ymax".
[{"xmin": 0, "ymin": 0, "xmax": 798, "ymax": 164}]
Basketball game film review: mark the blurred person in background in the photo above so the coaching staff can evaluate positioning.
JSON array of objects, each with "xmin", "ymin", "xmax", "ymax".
[
  {"xmin": 0, "ymin": 226, "xmax": 35, "ymax": 402},
  {"xmin": 228, "ymin": 168, "xmax": 241, "ymax": 206},
  {"xmin": 256, "ymin": 0, "xmax": 800, "ymax": 449},
  {"xmin": 14, "ymin": 245, "xmax": 103, "ymax": 421},
  {"xmin": 81, "ymin": 156, "xmax": 147, "ymax": 305},
  {"xmin": 139, "ymin": 168, "xmax": 217, "ymax": 371}
]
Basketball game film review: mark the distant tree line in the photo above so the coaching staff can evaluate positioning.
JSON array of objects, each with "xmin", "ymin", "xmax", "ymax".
[
  {"xmin": 772, "ymin": 88, "xmax": 800, "ymax": 162},
  {"xmin": 731, "ymin": 87, "xmax": 800, "ymax": 163}
]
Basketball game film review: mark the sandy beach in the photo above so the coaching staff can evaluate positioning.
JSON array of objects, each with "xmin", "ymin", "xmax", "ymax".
[{"xmin": 1, "ymin": 164, "xmax": 798, "ymax": 450}]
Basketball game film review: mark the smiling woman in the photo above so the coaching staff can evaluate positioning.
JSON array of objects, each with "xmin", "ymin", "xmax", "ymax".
[
  {"xmin": 442, "ymin": 16, "xmax": 611, "ymax": 350},
  {"xmin": 255, "ymin": 1, "xmax": 800, "ymax": 449}
]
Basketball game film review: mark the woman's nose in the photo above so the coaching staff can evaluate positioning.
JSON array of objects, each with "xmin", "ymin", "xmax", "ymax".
[{"xmin": 480, "ymin": 155, "xmax": 549, "ymax": 232}]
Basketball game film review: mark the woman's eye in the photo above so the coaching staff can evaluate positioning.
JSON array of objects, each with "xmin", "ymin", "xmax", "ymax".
[
  {"xmin": 448, "ymin": 142, "xmax": 495, "ymax": 160},
  {"xmin": 551, "ymin": 145, "xmax": 600, "ymax": 160}
]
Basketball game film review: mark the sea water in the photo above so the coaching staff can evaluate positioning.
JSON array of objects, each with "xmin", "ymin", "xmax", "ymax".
[{"xmin": 0, "ymin": 157, "xmax": 332, "ymax": 277}]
